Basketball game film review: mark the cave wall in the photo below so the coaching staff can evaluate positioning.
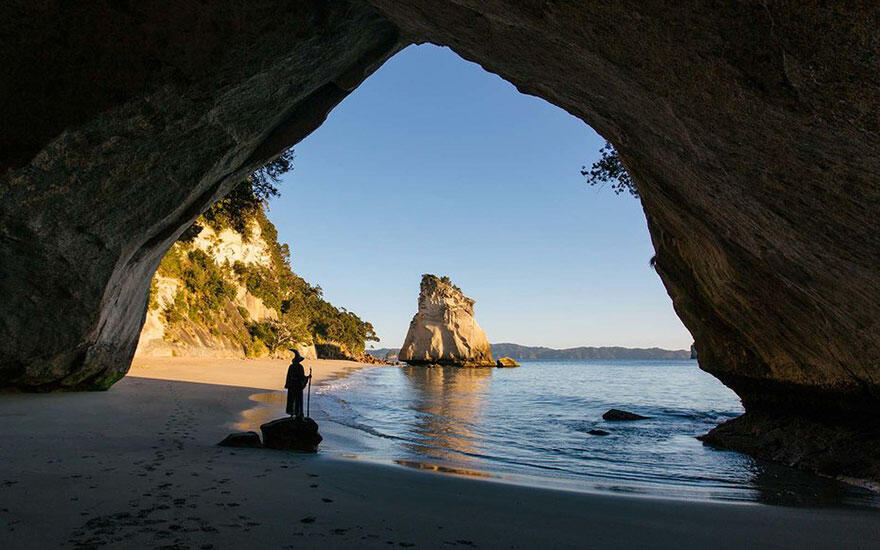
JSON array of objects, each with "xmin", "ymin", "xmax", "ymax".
[
  {"xmin": 1, "ymin": 0, "xmax": 878, "ymax": 429},
  {"xmin": 0, "ymin": 0, "xmax": 400, "ymax": 388}
]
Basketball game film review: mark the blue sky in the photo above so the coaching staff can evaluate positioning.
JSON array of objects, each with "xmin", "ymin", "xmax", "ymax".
[{"xmin": 267, "ymin": 45, "xmax": 692, "ymax": 350}]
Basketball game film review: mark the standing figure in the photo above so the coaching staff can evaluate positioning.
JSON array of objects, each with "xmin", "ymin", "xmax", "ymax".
[{"xmin": 285, "ymin": 348, "xmax": 311, "ymax": 417}]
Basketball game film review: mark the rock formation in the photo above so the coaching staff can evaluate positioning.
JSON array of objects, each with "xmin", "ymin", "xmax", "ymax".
[
  {"xmin": 495, "ymin": 357, "xmax": 520, "ymax": 368},
  {"xmin": 134, "ymin": 220, "xmax": 285, "ymax": 359},
  {"xmin": 603, "ymin": 409, "xmax": 651, "ymax": 421},
  {"xmin": 399, "ymin": 275, "xmax": 494, "ymax": 367},
  {"xmin": 1, "ymin": 2, "xmax": 878, "ymax": 480},
  {"xmin": 260, "ymin": 417, "xmax": 323, "ymax": 452}
]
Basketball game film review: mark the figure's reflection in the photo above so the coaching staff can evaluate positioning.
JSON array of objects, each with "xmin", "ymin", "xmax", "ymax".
[{"xmin": 399, "ymin": 365, "xmax": 493, "ymax": 464}]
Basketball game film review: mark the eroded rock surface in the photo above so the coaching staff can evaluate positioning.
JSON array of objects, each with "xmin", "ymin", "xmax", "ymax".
[
  {"xmin": 0, "ymin": 0, "xmax": 401, "ymax": 389},
  {"xmin": 399, "ymin": 275, "xmax": 494, "ymax": 367},
  {"xmin": 1, "ymin": 1, "xmax": 879, "ymax": 479}
]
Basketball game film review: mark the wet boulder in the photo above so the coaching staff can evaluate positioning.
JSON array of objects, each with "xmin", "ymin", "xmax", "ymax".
[
  {"xmin": 260, "ymin": 416, "xmax": 323, "ymax": 452},
  {"xmin": 588, "ymin": 429, "xmax": 611, "ymax": 436},
  {"xmin": 603, "ymin": 409, "xmax": 651, "ymax": 421}
]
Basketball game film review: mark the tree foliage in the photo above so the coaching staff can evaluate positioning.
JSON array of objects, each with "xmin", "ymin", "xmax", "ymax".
[
  {"xmin": 202, "ymin": 149, "xmax": 295, "ymax": 236},
  {"xmin": 582, "ymin": 141, "xmax": 639, "ymax": 197}
]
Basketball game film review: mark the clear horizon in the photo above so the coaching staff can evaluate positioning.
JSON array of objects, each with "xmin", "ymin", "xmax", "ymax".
[{"xmin": 267, "ymin": 44, "xmax": 693, "ymax": 351}]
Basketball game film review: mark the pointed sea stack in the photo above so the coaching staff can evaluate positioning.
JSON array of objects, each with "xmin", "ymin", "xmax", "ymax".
[{"xmin": 399, "ymin": 275, "xmax": 494, "ymax": 367}]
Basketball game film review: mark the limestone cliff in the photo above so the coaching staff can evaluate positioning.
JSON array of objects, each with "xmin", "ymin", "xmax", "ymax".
[
  {"xmin": 135, "ymin": 219, "xmax": 287, "ymax": 359},
  {"xmin": 399, "ymin": 275, "xmax": 494, "ymax": 367},
  {"xmin": 135, "ymin": 202, "xmax": 372, "ymax": 361}
]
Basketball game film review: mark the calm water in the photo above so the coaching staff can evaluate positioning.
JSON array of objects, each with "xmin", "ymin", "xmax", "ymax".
[{"xmin": 315, "ymin": 361, "xmax": 880, "ymax": 507}]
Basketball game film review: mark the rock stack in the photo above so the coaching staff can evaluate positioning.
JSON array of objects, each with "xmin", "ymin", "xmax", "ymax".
[{"xmin": 399, "ymin": 275, "xmax": 494, "ymax": 367}]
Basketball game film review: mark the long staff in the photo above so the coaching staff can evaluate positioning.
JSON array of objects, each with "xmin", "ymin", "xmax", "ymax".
[{"xmin": 307, "ymin": 367, "xmax": 312, "ymax": 418}]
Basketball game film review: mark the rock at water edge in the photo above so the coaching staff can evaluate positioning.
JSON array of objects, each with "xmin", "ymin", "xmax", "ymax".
[{"xmin": 399, "ymin": 275, "xmax": 494, "ymax": 367}]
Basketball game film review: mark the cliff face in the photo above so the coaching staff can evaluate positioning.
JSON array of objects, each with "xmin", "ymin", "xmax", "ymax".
[
  {"xmin": 399, "ymin": 275, "xmax": 494, "ymax": 367},
  {"xmin": 135, "ymin": 221, "xmax": 287, "ymax": 359},
  {"xmin": 1, "ymin": 1, "xmax": 878, "ymax": 479},
  {"xmin": 133, "ymin": 202, "xmax": 373, "ymax": 362}
]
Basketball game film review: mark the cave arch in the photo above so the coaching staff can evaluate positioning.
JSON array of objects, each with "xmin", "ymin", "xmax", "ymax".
[{"xmin": 1, "ymin": 2, "xmax": 878, "ymax": 477}]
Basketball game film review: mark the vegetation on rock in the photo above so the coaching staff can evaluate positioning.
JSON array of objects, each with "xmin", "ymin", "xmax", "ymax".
[
  {"xmin": 582, "ymin": 141, "xmax": 638, "ymax": 197},
  {"xmin": 146, "ymin": 150, "xmax": 377, "ymax": 358}
]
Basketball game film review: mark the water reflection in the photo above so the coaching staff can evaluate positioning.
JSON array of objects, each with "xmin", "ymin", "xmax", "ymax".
[
  {"xmin": 399, "ymin": 365, "xmax": 493, "ymax": 464},
  {"xmin": 234, "ymin": 391, "xmax": 284, "ymax": 431}
]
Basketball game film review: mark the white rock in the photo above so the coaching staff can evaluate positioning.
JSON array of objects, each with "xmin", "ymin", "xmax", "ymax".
[{"xmin": 399, "ymin": 275, "xmax": 494, "ymax": 367}]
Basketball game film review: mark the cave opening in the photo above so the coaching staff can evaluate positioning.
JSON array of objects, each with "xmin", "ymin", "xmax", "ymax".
[
  {"xmin": 137, "ymin": 44, "xmax": 832, "ymax": 502},
  {"xmin": 2, "ymin": 1, "xmax": 877, "ymax": 506},
  {"xmin": 261, "ymin": 43, "xmax": 694, "ymax": 358}
]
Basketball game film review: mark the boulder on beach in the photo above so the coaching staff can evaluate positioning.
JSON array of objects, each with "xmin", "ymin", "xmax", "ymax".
[
  {"xmin": 602, "ymin": 409, "xmax": 651, "ymax": 421},
  {"xmin": 260, "ymin": 416, "xmax": 323, "ymax": 452},
  {"xmin": 496, "ymin": 357, "xmax": 520, "ymax": 368},
  {"xmin": 217, "ymin": 431, "xmax": 263, "ymax": 448},
  {"xmin": 399, "ymin": 274, "xmax": 494, "ymax": 367}
]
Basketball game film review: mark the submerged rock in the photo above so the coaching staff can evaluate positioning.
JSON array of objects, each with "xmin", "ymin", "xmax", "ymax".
[
  {"xmin": 588, "ymin": 429, "xmax": 611, "ymax": 436},
  {"xmin": 399, "ymin": 275, "xmax": 494, "ymax": 367},
  {"xmin": 603, "ymin": 409, "xmax": 651, "ymax": 421},
  {"xmin": 496, "ymin": 357, "xmax": 520, "ymax": 368},
  {"xmin": 218, "ymin": 431, "xmax": 263, "ymax": 448},
  {"xmin": 260, "ymin": 417, "xmax": 323, "ymax": 452}
]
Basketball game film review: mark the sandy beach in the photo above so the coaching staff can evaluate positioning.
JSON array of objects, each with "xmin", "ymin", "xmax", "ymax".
[{"xmin": 0, "ymin": 357, "xmax": 878, "ymax": 549}]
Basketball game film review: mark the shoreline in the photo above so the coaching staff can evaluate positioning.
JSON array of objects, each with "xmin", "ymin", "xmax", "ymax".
[
  {"xmin": 0, "ymin": 357, "xmax": 878, "ymax": 548},
  {"xmin": 307, "ymin": 361, "xmax": 880, "ymax": 506}
]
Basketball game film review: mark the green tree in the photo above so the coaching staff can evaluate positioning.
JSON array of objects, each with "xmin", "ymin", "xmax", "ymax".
[
  {"xmin": 202, "ymin": 149, "xmax": 295, "ymax": 235},
  {"xmin": 582, "ymin": 141, "xmax": 638, "ymax": 197}
]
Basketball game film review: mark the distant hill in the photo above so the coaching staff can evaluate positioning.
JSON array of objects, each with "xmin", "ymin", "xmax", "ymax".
[
  {"xmin": 367, "ymin": 344, "xmax": 692, "ymax": 362},
  {"xmin": 491, "ymin": 343, "xmax": 691, "ymax": 361}
]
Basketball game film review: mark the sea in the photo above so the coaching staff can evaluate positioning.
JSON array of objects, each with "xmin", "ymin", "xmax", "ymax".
[{"xmin": 310, "ymin": 360, "xmax": 880, "ymax": 508}]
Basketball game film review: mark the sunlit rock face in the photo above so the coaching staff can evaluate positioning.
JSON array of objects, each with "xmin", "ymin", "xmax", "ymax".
[
  {"xmin": 0, "ymin": 1, "xmax": 878, "ymax": 479},
  {"xmin": 134, "ymin": 222, "xmax": 278, "ymax": 359},
  {"xmin": 399, "ymin": 275, "xmax": 494, "ymax": 367}
]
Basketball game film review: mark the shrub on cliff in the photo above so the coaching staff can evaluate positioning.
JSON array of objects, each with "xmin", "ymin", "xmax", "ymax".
[
  {"xmin": 148, "ymin": 147, "xmax": 378, "ymax": 356},
  {"xmin": 582, "ymin": 141, "xmax": 638, "ymax": 197},
  {"xmin": 202, "ymin": 149, "xmax": 294, "ymax": 237}
]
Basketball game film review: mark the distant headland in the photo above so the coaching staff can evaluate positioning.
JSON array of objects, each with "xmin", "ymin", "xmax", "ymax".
[{"xmin": 368, "ymin": 343, "xmax": 692, "ymax": 362}]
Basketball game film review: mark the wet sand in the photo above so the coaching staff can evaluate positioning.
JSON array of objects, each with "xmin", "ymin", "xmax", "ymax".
[{"xmin": 0, "ymin": 357, "xmax": 878, "ymax": 549}]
